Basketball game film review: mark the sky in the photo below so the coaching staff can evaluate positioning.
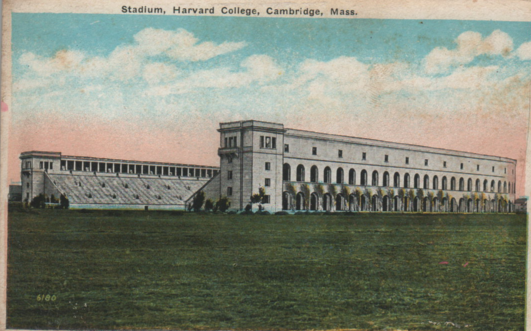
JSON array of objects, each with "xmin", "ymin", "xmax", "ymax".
[{"xmin": 9, "ymin": 13, "xmax": 531, "ymax": 196}]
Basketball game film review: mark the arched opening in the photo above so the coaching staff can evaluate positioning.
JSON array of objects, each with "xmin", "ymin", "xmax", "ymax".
[
  {"xmin": 459, "ymin": 198, "xmax": 465, "ymax": 212},
  {"xmin": 383, "ymin": 172, "xmax": 390, "ymax": 187},
  {"xmin": 383, "ymin": 196, "xmax": 390, "ymax": 211},
  {"xmin": 336, "ymin": 194, "xmax": 345, "ymax": 211},
  {"xmin": 336, "ymin": 168, "xmax": 344, "ymax": 184},
  {"xmin": 414, "ymin": 174, "xmax": 420, "ymax": 189},
  {"xmin": 422, "ymin": 197, "xmax": 428, "ymax": 212},
  {"xmin": 442, "ymin": 198, "xmax": 448, "ymax": 212},
  {"xmin": 475, "ymin": 199, "xmax": 480, "ymax": 213},
  {"xmin": 433, "ymin": 176, "xmax": 439, "ymax": 190},
  {"xmin": 451, "ymin": 177, "xmax": 456, "ymax": 191},
  {"xmin": 361, "ymin": 195, "xmax": 367, "ymax": 211},
  {"xmin": 372, "ymin": 195, "xmax": 378, "ymax": 211},
  {"xmin": 459, "ymin": 178, "xmax": 465, "ymax": 191},
  {"xmin": 413, "ymin": 197, "xmax": 419, "ymax": 212},
  {"xmin": 433, "ymin": 198, "xmax": 439, "ymax": 212},
  {"xmin": 361, "ymin": 170, "xmax": 368, "ymax": 186},
  {"xmin": 393, "ymin": 196, "xmax": 400, "ymax": 212},
  {"xmin": 508, "ymin": 182, "xmax": 511, "ymax": 194},
  {"xmin": 283, "ymin": 163, "xmax": 291, "ymax": 181},
  {"xmin": 310, "ymin": 193, "xmax": 319, "ymax": 211},
  {"xmin": 442, "ymin": 176, "xmax": 447, "ymax": 190},
  {"xmin": 483, "ymin": 179, "xmax": 488, "ymax": 192},
  {"xmin": 504, "ymin": 181, "xmax": 507, "ymax": 193},
  {"xmin": 467, "ymin": 199, "xmax": 473, "ymax": 213},
  {"xmin": 467, "ymin": 178, "xmax": 472, "ymax": 191},
  {"xmin": 404, "ymin": 173, "xmax": 410, "ymax": 188},
  {"xmin": 296, "ymin": 165, "xmax": 305, "ymax": 182},
  {"xmin": 394, "ymin": 172, "xmax": 400, "ymax": 187},
  {"xmin": 475, "ymin": 179, "xmax": 480, "ymax": 192},
  {"xmin": 348, "ymin": 169, "xmax": 355, "ymax": 185},
  {"xmin": 323, "ymin": 193, "xmax": 332, "ymax": 211},
  {"xmin": 372, "ymin": 171, "xmax": 379, "ymax": 186},
  {"xmin": 498, "ymin": 181, "xmax": 502, "ymax": 193},
  {"xmin": 296, "ymin": 192, "xmax": 305, "ymax": 210},
  {"xmin": 423, "ymin": 175, "xmax": 429, "ymax": 189},
  {"xmin": 324, "ymin": 167, "xmax": 332, "ymax": 184},
  {"xmin": 491, "ymin": 199, "xmax": 496, "ymax": 212},
  {"xmin": 451, "ymin": 198, "xmax": 457, "ymax": 212},
  {"xmin": 282, "ymin": 192, "xmax": 292, "ymax": 210},
  {"xmin": 311, "ymin": 166, "xmax": 319, "ymax": 183},
  {"xmin": 491, "ymin": 180, "xmax": 495, "ymax": 192}
]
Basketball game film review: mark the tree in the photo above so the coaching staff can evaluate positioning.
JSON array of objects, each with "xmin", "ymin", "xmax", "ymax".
[
  {"xmin": 365, "ymin": 188, "xmax": 373, "ymax": 211},
  {"xmin": 192, "ymin": 191, "xmax": 206, "ymax": 212},
  {"xmin": 204, "ymin": 199, "xmax": 214, "ymax": 211},
  {"xmin": 428, "ymin": 191, "xmax": 435, "ymax": 212},
  {"xmin": 300, "ymin": 184, "xmax": 310, "ymax": 210},
  {"xmin": 60, "ymin": 194, "xmax": 69, "ymax": 209},
  {"xmin": 355, "ymin": 187, "xmax": 363, "ymax": 211},
  {"xmin": 31, "ymin": 194, "xmax": 46, "ymax": 209},
  {"xmin": 437, "ymin": 190, "xmax": 444, "ymax": 210},
  {"xmin": 341, "ymin": 185, "xmax": 351, "ymax": 210},
  {"xmin": 398, "ymin": 188, "xmax": 406, "ymax": 211},
  {"xmin": 217, "ymin": 196, "xmax": 230, "ymax": 212}
]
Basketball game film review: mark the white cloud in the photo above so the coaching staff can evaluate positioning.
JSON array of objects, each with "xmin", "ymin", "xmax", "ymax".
[
  {"xmin": 17, "ymin": 28, "xmax": 246, "ymax": 85},
  {"xmin": 143, "ymin": 62, "xmax": 180, "ymax": 85},
  {"xmin": 145, "ymin": 54, "xmax": 282, "ymax": 96},
  {"xmin": 424, "ymin": 30, "xmax": 513, "ymax": 74},
  {"xmin": 516, "ymin": 41, "xmax": 531, "ymax": 60}
]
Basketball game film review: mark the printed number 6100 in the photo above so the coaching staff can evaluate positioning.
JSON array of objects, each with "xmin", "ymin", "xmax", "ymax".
[{"xmin": 36, "ymin": 294, "xmax": 57, "ymax": 301}]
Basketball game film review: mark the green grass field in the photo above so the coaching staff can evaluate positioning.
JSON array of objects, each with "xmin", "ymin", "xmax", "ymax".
[{"xmin": 7, "ymin": 208, "xmax": 527, "ymax": 330}]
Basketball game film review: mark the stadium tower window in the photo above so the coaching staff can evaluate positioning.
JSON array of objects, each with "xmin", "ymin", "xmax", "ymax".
[
  {"xmin": 477, "ymin": 165, "xmax": 480, "ymax": 171},
  {"xmin": 265, "ymin": 137, "xmax": 272, "ymax": 148},
  {"xmin": 260, "ymin": 136, "xmax": 265, "ymax": 148},
  {"xmin": 492, "ymin": 166, "xmax": 494, "ymax": 172},
  {"xmin": 443, "ymin": 161, "xmax": 447, "ymax": 168},
  {"xmin": 234, "ymin": 137, "xmax": 237, "ymax": 147},
  {"xmin": 183, "ymin": 168, "xmax": 188, "ymax": 176},
  {"xmin": 285, "ymin": 144, "xmax": 290, "ymax": 153},
  {"xmin": 385, "ymin": 155, "xmax": 388, "ymax": 163},
  {"xmin": 265, "ymin": 162, "xmax": 271, "ymax": 171},
  {"xmin": 227, "ymin": 187, "xmax": 233, "ymax": 196},
  {"xmin": 338, "ymin": 150, "xmax": 343, "ymax": 158},
  {"xmin": 425, "ymin": 159, "xmax": 428, "ymax": 166},
  {"xmin": 60, "ymin": 160, "xmax": 66, "ymax": 170},
  {"xmin": 405, "ymin": 157, "xmax": 409, "ymax": 165},
  {"xmin": 272, "ymin": 137, "xmax": 276, "ymax": 149},
  {"xmin": 312, "ymin": 147, "xmax": 317, "ymax": 155},
  {"xmin": 265, "ymin": 178, "xmax": 271, "ymax": 187},
  {"xmin": 50, "ymin": 162, "xmax": 53, "ymax": 170},
  {"xmin": 225, "ymin": 137, "xmax": 228, "ymax": 147},
  {"xmin": 201, "ymin": 169, "xmax": 206, "ymax": 177},
  {"xmin": 228, "ymin": 171, "xmax": 232, "ymax": 180},
  {"xmin": 460, "ymin": 163, "xmax": 463, "ymax": 170},
  {"xmin": 362, "ymin": 152, "xmax": 367, "ymax": 161},
  {"xmin": 40, "ymin": 161, "xmax": 43, "ymax": 169},
  {"xmin": 262, "ymin": 195, "xmax": 270, "ymax": 204}
]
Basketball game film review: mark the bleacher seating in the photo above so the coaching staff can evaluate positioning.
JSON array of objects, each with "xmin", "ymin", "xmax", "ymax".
[{"xmin": 48, "ymin": 173, "xmax": 207, "ymax": 206}]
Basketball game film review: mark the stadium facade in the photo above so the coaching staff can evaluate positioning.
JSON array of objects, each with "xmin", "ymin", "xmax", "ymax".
[{"xmin": 20, "ymin": 120, "xmax": 517, "ymax": 212}]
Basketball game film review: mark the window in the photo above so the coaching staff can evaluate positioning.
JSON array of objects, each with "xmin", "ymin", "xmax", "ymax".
[
  {"xmin": 477, "ymin": 165, "xmax": 480, "ymax": 171},
  {"xmin": 265, "ymin": 162, "xmax": 271, "ymax": 171},
  {"xmin": 504, "ymin": 168, "xmax": 507, "ymax": 174},
  {"xmin": 425, "ymin": 159, "xmax": 428, "ymax": 166},
  {"xmin": 460, "ymin": 163, "xmax": 463, "ymax": 170},
  {"xmin": 262, "ymin": 195, "xmax": 271, "ymax": 204},
  {"xmin": 50, "ymin": 162, "xmax": 53, "ymax": 170},
  {"xmin": 265, "ymin": 178, "xmax": 271, "ymax": 187},
  {"xmin": 228, "ymin": 171, "xmax": 233, "ymax": 180},
  {"xmin": 362, "ymin": 152, "xmax": 367, "ymax": 161},
  {"xmin": 312, "ymin": 147, "xmax": 317, "ymax": 155},
  {"xmin": 338, "ymin": 150, "xmax": 343, "ymax": 158},
  {"xmin": 227, "ymin": 187, "xmax": 233, "ymax": 196},
  {"xmin": 443, "ymin": 161, "xmax": 447, "ymax": 168},
  {"xmin": 40, "ymin": 161, "xmax": 43, "ymax": 169},
  {"xmin": 261, "ymin": 136, "xmax": 276, "ymax": 149},
  {"xmin": 492, "ymin": 166, "xmax": 495, "ymax": 172},
  {"xmin": 384, "ymin": 155, "xmax": 389, "ymax": 163},
  {"xmin": 285, "ymin": 144, "xmax": 289, "ymax": 153},
  {"xmin": 224, "ymin": 137, "xmax": 228, "ymax": 147},
  {"xmin": 405, "ymin": 157, "xmax": 409, "ymax": 165}
]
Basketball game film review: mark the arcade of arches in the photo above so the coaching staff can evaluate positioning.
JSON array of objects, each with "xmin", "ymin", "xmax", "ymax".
[{"xmin": 281, "ymin": 163, "xmax": 514, "ymax": 213}]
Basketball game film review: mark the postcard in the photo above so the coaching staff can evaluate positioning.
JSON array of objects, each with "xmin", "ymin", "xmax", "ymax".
[{"xmin": 1, "ymin": 0, "xmax": 530, "ymax": 330}]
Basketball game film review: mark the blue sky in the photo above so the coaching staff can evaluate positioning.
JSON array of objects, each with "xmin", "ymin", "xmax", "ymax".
[{"xmin": 9, "ymin": 14, "xmax": 531, "ymax": 193}]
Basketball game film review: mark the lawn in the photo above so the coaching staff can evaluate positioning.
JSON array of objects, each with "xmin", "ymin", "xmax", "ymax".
[{"xmin": 6, "ymin": 208, "xmax": 527, "ymax": 330}]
